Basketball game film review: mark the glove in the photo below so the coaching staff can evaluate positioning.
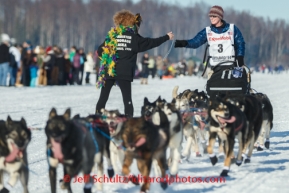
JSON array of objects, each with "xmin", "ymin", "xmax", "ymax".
[
  {"xmin": 236, "ymin": 56, "xmax": 244, "ymax": 67},
  {"xmin": 174, "ymin": 40, "xmax": 188, "ymax": 48}
]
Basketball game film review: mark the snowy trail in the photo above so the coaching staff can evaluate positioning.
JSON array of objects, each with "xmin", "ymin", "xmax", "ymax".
[{"xmin": 0, "ymin": 73, "xmax": 288, "ymax": 193}]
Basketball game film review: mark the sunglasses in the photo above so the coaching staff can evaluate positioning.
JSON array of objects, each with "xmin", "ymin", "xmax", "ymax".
[{"xmin": 209, "ymin": 16, "xmax": 217, "ymax": 18}]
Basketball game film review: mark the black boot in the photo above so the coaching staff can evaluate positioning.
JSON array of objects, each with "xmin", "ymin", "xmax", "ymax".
[{"xmin": 0, "ymin": 187, "xmax": 9, "ymax": 193}]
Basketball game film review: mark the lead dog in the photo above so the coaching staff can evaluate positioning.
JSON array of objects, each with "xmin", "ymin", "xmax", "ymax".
[{"xmin": 45, "ymin": 108, "xmax": 114, "ymax": 193}]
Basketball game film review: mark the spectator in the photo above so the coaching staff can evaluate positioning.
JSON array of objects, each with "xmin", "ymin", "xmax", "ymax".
[
  {"xmin": 78, "ymin": 48, "xmax": 87, "ymax": 85},
  {"xmin": 84, "ymin": 51, "xmax": 95, "ymax": 84},
  {"xmin": 72, "ymin": 49, "xmax": 82, "ymax": 85},
  {"xmin": 155, "ymin": 55, "xmax": 164, "ymax": 79},
  {"xmin": 147, "ymin": 56, "xmax": 156, "ymax": 79},
  {"xmin": 186, "ymin": 59, "xmax": 195, "ymax": 76},
  {"xmin": 15, "ymin": 44, "xmax": 23, "ymax": 86},
  {"xmin": 141, "ymin": 53, "xmax": 149, "ymax": 84},
  {"xmin": 178, "ymin": 59, "xmax": 187, "ymax": 76},
  {"xmin": 35, "ymin": 46, "xmax": 46, "ymax": 86},
  {"xmin": 29, "ymin": 61, "xmax": 38, "ymax": 87},
  {"xmin": 20, "ymin": 40, "xmax": 32, "ymax": 84},
  {"xmin": 63, "ymin": 48, "xmax": 73, "ymax": 85},
  {"xmin": 22, "ymin": 47, "xmax": 34, "ymax": 86},
  {"xmin": 9, "ymin": 38, "xmax": 21, "ymax": 86},
  {"xmin": 0, "ymin": 33, "xmax": 10, "ymax": 86},
  {"xmin": 50, "ymin": 46, "xmax": 60, "ymax": 85},
  {"xmin": 43, "ymin": 46, "xmax": 55, "ymax": 85}
]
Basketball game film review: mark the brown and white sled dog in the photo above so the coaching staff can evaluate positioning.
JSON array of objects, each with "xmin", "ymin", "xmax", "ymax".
[
  {"xmin": 45, "ymin": 108, "xmax": 114, "ymax": 193},
  {"xmin": 0, "ymin": 116, "xmax": 31, "ymax": 193},
  {"xmin": 208, "ymin": 98, "xmax": 248, "ymax": 176},
  {"xmin": 142, "ymin": 97, "xmax": 183, "ymax": 176},
  {"xmin": 120, "ymin": 115, "xmax": 169, "ymax": 193},
  {"xmin": 172, "ymin": 86, "xmax": 202, "ymax": 159},
  {"xmin": 100, "ymin": 109, "xmax": 126, "ymax": 175},
  {"xmin": 250, "ymin": 91, "xmax": 274, "ymax": 150},
  {"xmin": 187, "ymin": 89, "xmax": 210, "ymax": 153}
]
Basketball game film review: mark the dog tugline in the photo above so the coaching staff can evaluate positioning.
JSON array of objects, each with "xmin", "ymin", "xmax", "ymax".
[{"xmin": 95, "ymin": 10, "xmax": 174, "ymax": 118}]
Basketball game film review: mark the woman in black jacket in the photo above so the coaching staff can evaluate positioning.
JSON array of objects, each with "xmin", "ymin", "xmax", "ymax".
[{"xmin": 95, "ymin": 10, "xmax": 174, "ymax": 117}]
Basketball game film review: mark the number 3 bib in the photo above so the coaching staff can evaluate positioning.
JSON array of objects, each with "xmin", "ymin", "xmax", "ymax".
[{"xmin": 206, "ymin": 24, "xmax": 235, "ymax": 66}]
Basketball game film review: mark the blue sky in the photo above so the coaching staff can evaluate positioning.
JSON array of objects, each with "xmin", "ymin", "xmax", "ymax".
[{"xmin": 122, "ymin": 0, "xmax": 289, "ymax": 21}]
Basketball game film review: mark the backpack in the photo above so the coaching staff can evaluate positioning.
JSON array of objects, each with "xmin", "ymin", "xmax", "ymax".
[{"xmin": 73, "ymin": 53, "xmax": 81, "ymax": 68}]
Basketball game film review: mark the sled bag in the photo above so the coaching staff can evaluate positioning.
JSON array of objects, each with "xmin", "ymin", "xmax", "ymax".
[{"xmin": 206, "ymin": 67, "xmax": 249, "ymax": 98}]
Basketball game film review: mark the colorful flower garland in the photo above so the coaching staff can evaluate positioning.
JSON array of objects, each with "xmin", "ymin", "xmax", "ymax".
[{"xmin": 96, "ymin": 25, "xmax": 136, "ymax": 89}]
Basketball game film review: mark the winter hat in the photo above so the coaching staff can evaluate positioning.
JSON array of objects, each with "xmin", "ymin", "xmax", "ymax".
[
  {"xmin": 46, "ymin": 46, "xmax": 53, "ymax": 54},
  {"xmin": 10, "ymin": 38, "xmax": 16, "ymax": 45},
  {"xmin": 1, "ymin": 33, "xmax": 10, "ymax": 43},
  {"xmin": 208, "ymin": 5, "xmax": 224, "ymax": 19},
  {"xmin": 34, "ymin": 46, "xmax": 40, "ymax": 54}
]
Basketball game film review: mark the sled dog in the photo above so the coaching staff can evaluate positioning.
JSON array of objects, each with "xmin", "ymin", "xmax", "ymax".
[
  {"xmin": 0, "ymin": 116, "xmax": 31, "ymax": 193},
  {"xmin": 45, "ymin": 108, "xmax": 114, "ymax": 193}
]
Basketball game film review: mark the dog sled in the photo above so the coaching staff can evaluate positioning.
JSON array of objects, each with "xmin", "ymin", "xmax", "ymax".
[{"xmin": 203, "ymin": 61, "xmax": 251, "ymax": 98}]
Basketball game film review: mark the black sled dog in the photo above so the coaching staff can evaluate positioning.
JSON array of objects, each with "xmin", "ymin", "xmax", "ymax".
[
  {"xmin": 250, "ymin": 92, "xmax": 273, "ymax": 150},
  {"xmin": 45, "ymin": 108, "xmax": 114, "ymax": 193},
  {"xmin": 224, "ymin": 94, "xmax": 263, "ymax": 163}
]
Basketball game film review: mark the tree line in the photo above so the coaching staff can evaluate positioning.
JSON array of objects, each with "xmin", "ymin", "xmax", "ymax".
[{"xmin": 0, "ymin": 0, "xmax": 288, "ymax": 67}]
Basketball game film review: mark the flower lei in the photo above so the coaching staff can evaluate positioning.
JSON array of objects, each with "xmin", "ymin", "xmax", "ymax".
[{"xmin": 96, "ymin": 25, "xmax": 137, "ymax": 89}]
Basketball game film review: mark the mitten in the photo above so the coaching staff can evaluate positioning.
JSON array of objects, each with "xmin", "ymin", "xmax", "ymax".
[
  {"xmin": 174, "ymin": 40, "xmax": 188, "ymax": 48},
  {"xmin": 236, "ymin": 56, "xmax": 244, "ymax": 67}
]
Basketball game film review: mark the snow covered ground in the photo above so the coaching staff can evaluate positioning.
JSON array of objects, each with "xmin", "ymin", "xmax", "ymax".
[{"xmin": 0, "ymin": 72, "xmax": 289, "ymax": 193}]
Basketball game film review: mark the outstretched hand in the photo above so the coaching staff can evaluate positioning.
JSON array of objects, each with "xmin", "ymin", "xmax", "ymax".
[{"xmin": 167, "ymin": 32, "xmax": 174, "ymax": 40}]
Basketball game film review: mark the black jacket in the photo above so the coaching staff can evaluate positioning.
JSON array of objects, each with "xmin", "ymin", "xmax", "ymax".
[
  {"xmin": 98, "ymin": 32, "xmax": 169, "ymax": 81},
  {"xmin": 0, "ymin": 44, "xmax": 10, "ymax": 64}
]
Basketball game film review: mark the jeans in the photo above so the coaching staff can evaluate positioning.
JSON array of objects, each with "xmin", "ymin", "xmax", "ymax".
[
  {"xmin": 73, "ymin": 67, "xmax": 81, "ymax": 85},
  {"xmin": 30, "ymin": 78, "xmax": 37, "ymax": 87},
  {"xmin": 85, "ymin": 72, "xmax": 90, "ymax": 83},
  {"xmin": 157, "ymin": 69, "xmax": 163, "ymax": 78},
  {"xmin": 9, "ymin": 66, "xmax": 17, "ymax": 86},
  {"xmin": 0, "ymin": 62, "xmax": 9, "ymax": 86}
]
